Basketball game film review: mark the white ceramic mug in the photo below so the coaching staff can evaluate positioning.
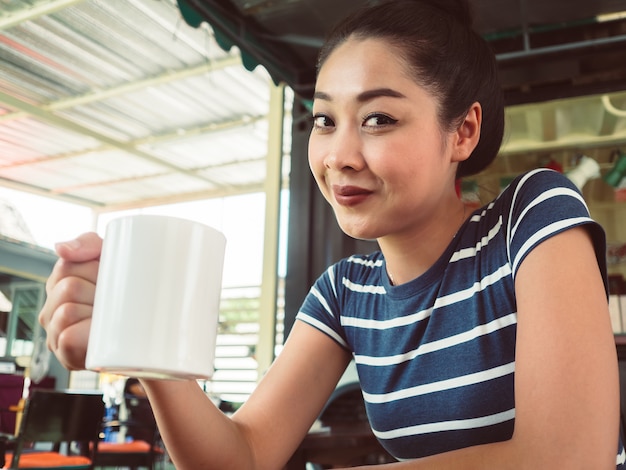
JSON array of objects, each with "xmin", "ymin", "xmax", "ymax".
[{"xmin": 86, "ymin": 214, "xmax": 226, "ymax": 380}]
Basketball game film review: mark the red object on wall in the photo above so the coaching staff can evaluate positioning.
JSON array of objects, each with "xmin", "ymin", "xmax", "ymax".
[{"xmin": 543, "ymin": 158, "xmax": 564, "ymax": 173}]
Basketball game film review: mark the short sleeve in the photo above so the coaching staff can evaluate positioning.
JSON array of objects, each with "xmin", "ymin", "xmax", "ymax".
[
  {"xmin": 295, "ymin": 264, "xmax": 351, "ymax": 350},
  {"xmin": 505, "ymin": 169, "xmax": 607, "ymax": 293}
]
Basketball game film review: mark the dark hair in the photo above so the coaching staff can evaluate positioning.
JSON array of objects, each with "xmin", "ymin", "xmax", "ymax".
[{"xmin": 317, "ymin": 0, "xmax": 504, "ymax": 178}]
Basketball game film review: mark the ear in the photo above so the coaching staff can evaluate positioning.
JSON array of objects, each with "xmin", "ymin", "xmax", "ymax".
[{"xmin": 451, "ymin": 102, "xmax": 482, "ymax": 163}]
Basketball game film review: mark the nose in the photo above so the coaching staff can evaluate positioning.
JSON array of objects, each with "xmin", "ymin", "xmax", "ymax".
[{"xmin": 323, "ymin": 126, "xmax": 365, "ymax": 171}]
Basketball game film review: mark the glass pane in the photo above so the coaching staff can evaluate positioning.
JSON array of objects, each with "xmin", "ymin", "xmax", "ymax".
[{"xmin": 9, "ymin": 284, "xmax": 43, "ymax": 358}]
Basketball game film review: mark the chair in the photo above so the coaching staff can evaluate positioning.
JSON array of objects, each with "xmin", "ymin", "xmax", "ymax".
[
  {"xmin": 318, "ymin": 382, "xmax": 369, "ymax": 430},
  {"xmin": 0, "ymin": 376, "xmax": 57, "ymax": 437},
  {"xmin": 94, "ymin": 394, "xmax": 164, "ymax": 470},
  {"xmin": 0, "ymin": 389, "xmax": 105, "ymax": 469}
]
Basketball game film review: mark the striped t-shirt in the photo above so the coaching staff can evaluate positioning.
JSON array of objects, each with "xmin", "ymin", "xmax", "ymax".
[{"xmin": 297, "ymin": 169, "xmax": 624, "ymax": 465}]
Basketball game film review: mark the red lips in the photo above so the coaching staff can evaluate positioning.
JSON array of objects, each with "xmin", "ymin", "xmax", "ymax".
[{"xmin": 332, "ymin": 185, "xmax": 373, "ymax": 206}]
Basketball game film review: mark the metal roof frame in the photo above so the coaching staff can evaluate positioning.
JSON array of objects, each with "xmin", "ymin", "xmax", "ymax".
[{"xmin": 0, "ymin": 0, "xmax": 625, "ymax": 213}]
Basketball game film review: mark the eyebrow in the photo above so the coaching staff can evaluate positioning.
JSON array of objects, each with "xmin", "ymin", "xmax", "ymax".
[{"xmin": 313, "ymin": 88, "xmax": 406, "ymax": 103}]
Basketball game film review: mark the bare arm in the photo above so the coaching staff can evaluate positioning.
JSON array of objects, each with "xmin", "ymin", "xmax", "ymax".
[
  {"xmin": 142, "ymin": 322, "xmax": 352, "ymax": 470},
  {"xmin": 347, "ymin": 226, "xmax": 620, "ymax": 469},
  {"xmin": 39, "ymin": 233, "xmax": 352, "ymax": 469}
]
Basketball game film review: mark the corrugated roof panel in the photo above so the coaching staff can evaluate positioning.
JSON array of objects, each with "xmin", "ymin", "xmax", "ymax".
[
  {"xmin": 145, "ymin": 123, "xmax": 268, "ymax": 169},
  {"xmin": 0, "ymin": 24, "xmax": 102, "ymax": 101},
  {"xmin": 212, "ymin": 67, "xmax": 272, "ymax": 114},
  {"xmin": 164, "ymin": 68, "xmax": 271, "ymax": 119},
  {"xmin": 54, "ymin": 103, "xmax": 160, "ymax": 142},
  {"xmin": 0, "ymin": 0, "xmax": 282, "ymax": 208},
  {"xmin": 60, "ymin": 0, "xmax": 226, "ymax": 69},
  {"xmin": 0, "ymin": 0, "xmax": 233, "ymax": 100},
  {"xmin": 0, "ymin": 160, "xmax": 86, "ymax": 190},
  {"xmin": 0, "ymin": 116, "xmax": 102, "ymax": 164},
  {"xmin": 65, "ymin": 171, "xmax": 217, "ymax": 205},
  {"xmin": 0, "ymin": 148, "xmax": 166, "ymax": 188},
  {"xmin": 52, "ymin": 68, "xmax": 271, "ymax": 142},
  {"xmin": 62, "ymin": 149, "xmax": 169, "ymax": 178},
  {"xmin": 199, "ymin": 159, "xmax": 267, "ymax": 186}
]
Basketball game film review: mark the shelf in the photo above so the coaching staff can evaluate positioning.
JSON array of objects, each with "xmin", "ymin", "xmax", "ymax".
[{"xmin": 589, "ymin": 201, "xmax": 626, "ymax": 211}]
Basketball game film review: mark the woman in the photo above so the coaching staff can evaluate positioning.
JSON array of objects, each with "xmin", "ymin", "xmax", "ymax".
[{"xmin": 39, "ymin": 0, "xmax": 623, "ymax": 468}]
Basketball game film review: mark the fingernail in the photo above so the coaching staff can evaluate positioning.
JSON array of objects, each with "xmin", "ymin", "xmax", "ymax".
[{"xmin": 56, "ymin": 239, "xmax": 81, "ymax": 251}]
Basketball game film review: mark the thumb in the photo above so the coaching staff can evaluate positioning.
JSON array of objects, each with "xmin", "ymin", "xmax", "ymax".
[{"xmin": 54, "ymin": 232, "xmax": 103, "ymax": 262}]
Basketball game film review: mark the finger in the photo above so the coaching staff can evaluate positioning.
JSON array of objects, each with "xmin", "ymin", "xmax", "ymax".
[
  {"xmin": 54, "ymin": 232, "xmax": 103, "ymax": 263},
  {"xmin": 40, "ymin": 275, "xmax": 96, "ymax": 330},
  {"xmin": 45, "ymin": 301, "xmax": 93, "ymax": 352},
  {"xmin": 45, "ymin": 258, "xmax": 100, "ymax": 298},
  {"xmin": 55, "ymin": 316, "xmax": 92, "ymax": 371}
]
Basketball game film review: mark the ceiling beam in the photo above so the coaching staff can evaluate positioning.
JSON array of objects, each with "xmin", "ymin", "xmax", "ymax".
[
  {"xmin": 0, "ymin": 54, "xmax": 242, "ymax": 124},
  {"xmin": 133, "ymin": 113, "xmax": 265, "ymax": 145},
  {"xmin": 47, "ymin": 55, "xmax": 243, "ymax": 110},
  {"xmin": 0, "ymin": 0, "xmax": 85, "ymax": 30},
  {"xmin": 51, "ymin": 155, "xmax": 268, "ymax": 195},
  {"xmin": 92, "ymin": 181, "xmax": 270, "ymax": 214},
  {"xmin": 0, "ymin": 176, "xmax": 104, "ymax": 208},
  {"xmin": 0, "ymin": 113, "xmax": 266, "ymax": 173},
  {"xmin": 0, "ymin": 90, "xmax": 227, "ymax": 188}
]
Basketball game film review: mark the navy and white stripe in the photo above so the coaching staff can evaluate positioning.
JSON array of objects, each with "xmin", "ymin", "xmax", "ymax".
[{"xmin": 296, "ymin": 169, "xmax": 623, "ymax": 465}]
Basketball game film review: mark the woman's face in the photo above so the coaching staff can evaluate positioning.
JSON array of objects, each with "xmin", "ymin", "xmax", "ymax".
[{"xmin": 309, "ymin": 37, "xmax": 463, "ymax": 241}]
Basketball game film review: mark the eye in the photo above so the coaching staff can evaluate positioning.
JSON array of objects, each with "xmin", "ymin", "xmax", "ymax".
[
  {"xmin": 363, "ymin": 113, "xmax": 398, "ymax": 128},
  {"xmin": 311, "ymin": 113, "xmax": 335, "ymax": 131}
]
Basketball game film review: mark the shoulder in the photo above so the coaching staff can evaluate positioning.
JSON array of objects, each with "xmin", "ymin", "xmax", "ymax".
[
  {"xmin": 494, "ymin": 169, "xmax": 589, "ymax": 227},
  {"xmin": 501, "ymin": 168, "xmax": 581, "ymax": 205},
  {"xmin": 495, "ymin": 169, "xmax": 605, "ymax": 280},
  {"xmin": 465, "ymin": 169, "xmax": 585, "ymax": 242}
]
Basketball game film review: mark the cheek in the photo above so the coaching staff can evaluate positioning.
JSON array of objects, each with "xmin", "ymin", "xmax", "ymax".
[
  {"xmin": 363, "ymin": 140, "xmax": 412, "ymax": 178},
  {"xmin": 307, "ymin": 138, "xmax": 329, "ymax": 192},
  {"xmin": 307, "ymin": 137, "xmax": 325, "ymax": 176}
]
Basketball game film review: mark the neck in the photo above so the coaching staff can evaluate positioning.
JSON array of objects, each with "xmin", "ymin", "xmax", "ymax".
[{"xmin": 383, "ymin": 202, "xmax": 467, "ymax": 286}]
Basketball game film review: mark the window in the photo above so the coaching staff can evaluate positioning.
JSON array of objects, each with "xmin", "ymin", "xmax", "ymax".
[{"xmin": 0, "ymin": 281, "xmax": 45, "ymax": 358}]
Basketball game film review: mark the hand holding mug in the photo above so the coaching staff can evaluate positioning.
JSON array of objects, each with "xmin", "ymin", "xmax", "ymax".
[
  {"xmin": 86, "ymin": 215, "xmax": 226, "ymax": 380},
  {"xmin": 38, "ymin": 232, "xmax": 103, "ymax": 370},
  {"xmin": 40, "ymin": 216, "xmax": 226, "ymax": 380}
]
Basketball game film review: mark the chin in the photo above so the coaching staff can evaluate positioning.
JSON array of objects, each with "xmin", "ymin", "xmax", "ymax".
[
  {"xmin": 337, "ymin": 222, "xmax": 379, "ymax": 242},
  {"xmin": 331, "ymin": 206, "xmax": 382, "ymax": 240}
]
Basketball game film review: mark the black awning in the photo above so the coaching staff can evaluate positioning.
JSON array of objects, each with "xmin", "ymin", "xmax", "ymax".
[{"xmin": 177, "ymin": 0, "xmax": 626, "ymax": 105}]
